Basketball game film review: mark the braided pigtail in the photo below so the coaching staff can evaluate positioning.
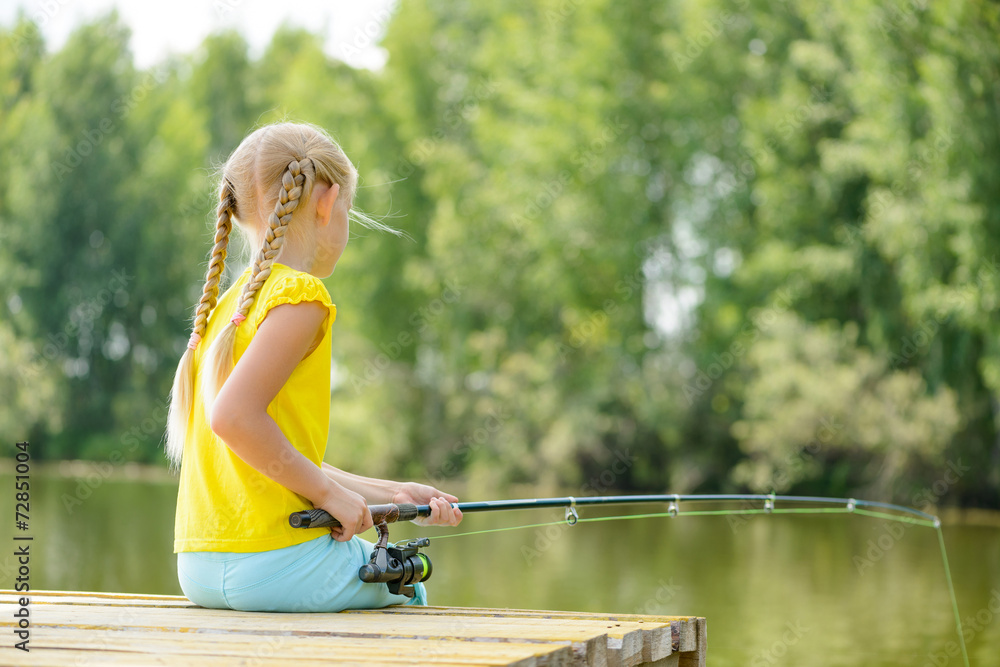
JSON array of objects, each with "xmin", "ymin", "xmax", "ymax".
[
  {"xmin": 200, "ymin": 159, "xmax": 313, "ymax": 411},
  {"xmin": 165, "ymin": 180, "xmax": 236, "ymax": 466}
]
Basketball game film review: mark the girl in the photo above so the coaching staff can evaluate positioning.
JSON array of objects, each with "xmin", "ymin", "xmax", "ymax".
[{"xmin": 166, "ymin": 121, "xmax": 462, "ymax": 612}]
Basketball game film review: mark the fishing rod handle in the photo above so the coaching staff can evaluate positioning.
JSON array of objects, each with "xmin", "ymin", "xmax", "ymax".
[{"xmin": 288, "ymin": 503, "xmax": 423, "ymax": 529}]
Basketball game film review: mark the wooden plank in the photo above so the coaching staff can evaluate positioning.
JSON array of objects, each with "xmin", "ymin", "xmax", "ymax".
[
  {"xmin": 13, "ymin": 590, "xmax": 190, "ymax": 602},
  {"xmin": 370, "ymin": 605, "xmax": 699, "ymax": 624},
  {"xmin": 384, "ymin": 615, "xmax": 658, "ymax": 667},
  {"xmin": 353, "ymin": 605, "xmax": 679, "ymax": 664},
  {"xmin": 6, "ymin": 590, "xmax": 195, "ymax": 608},
  {"xmin": 3, "ymin": 649, "xmax": 518, "ymax": 667},
  {"xmin": 1, "ymin": 591, "xmax": 706, "ymax": 667},
  {"xmin": 5, "ymin": 591, "xmax": 698, "ymax": 653},
  {"xmin": 673, "ymin": 619, "xmax": 696, "ymax": 653},
  {"xmin": 7, "ymin": 592, "xmax": 670, "ymax": 625},
  {"xmin": 676, "ymin": 617, "xmax": 706, "ymax": 667},
  {"xmin": 3, "ymin": 604, "xmax": 610, "ymax": 667},
  {"xmin": 366, "ymin": 606, "xmax": 689, "ymax": 648},
  {"xmin": 606, "ymin": 627, "xmax": 653, "ymax": 667},
  {"xmin": 10, "ymin": 603, "xmax": 609, "ymax": 641},
  {"xmin": 2, "ymin": 633, "xmax": 588, "ymax": 667},
  {"xmin": 12, "ymin": 591, "xmax": 682, "ymax": 662},
  {"xmin": 8, "ymin": 626, "xmax": 575, "ymax": 667}
]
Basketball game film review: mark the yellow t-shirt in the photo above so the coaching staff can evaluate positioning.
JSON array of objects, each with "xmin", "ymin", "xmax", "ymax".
[{"xmin": 174, "ymin": 263, "xmax": 336, "ymax": 553}]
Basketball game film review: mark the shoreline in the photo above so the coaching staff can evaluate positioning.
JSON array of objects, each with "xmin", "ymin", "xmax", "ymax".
[
  {"xmin": 2, "ymin": 459, "xmax": 999, "ymax": 524},
  {"xmin": 0, "ymin": 457, "xmax": 177, "ymax": 483}
]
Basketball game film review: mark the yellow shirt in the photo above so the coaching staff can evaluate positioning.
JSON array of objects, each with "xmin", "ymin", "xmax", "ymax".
[{"xmin": 174, "ymin": 263, "xmax": 336, "ymax": 552}]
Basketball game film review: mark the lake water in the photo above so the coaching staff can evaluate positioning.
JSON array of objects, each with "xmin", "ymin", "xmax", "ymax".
[{"xmin": 2, "ymin": 465, "xmax": 998, "ymax": 666}]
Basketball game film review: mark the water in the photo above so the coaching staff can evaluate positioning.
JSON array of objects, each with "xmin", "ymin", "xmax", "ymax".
[{"xmin": 2, "ymin": 465, "xmax": 998, "ymax": 666}]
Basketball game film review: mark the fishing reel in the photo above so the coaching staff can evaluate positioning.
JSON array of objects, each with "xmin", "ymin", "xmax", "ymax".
[
  {"xmin": 288, "ymin": 504, "xmax": 432, "ymax": 598},
  {"xmin": 359, "ymin": 522, "xmax": 432, "ymax": 598}
]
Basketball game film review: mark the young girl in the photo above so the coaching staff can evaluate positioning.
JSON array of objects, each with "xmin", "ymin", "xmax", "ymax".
[{"xmin": 166, "ymin": 121, "xmax": 462, "ymax": 612}]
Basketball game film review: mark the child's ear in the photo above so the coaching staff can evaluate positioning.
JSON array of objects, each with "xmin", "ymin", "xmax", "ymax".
[{"xmin": 316, "ymin": 182, "xmax": 340, "ymax": 227}]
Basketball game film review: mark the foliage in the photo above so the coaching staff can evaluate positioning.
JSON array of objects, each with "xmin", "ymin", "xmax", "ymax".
[
  {"xmin": 0, "ymin": 1, "xmax": 997, "ymax": 506},
  {"xmin": 731, "ymin": 313, "xmax": 960, "ymax": 497}
]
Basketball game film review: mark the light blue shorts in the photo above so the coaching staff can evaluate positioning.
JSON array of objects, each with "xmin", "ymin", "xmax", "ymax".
[{"xmin": 177, "ymin": 534, "xmax": 427, "ymax": 612}]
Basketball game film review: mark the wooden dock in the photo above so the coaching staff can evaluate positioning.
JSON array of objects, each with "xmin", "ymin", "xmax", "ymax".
[{"xmin": 1, "ymin": 590, "xmax": 706, "ymax": 666}]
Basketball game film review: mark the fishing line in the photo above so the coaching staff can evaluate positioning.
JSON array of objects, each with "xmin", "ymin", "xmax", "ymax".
[
  {"xmin": 290, "ymin": 494, "xmax": 969, "ymax": 665},
  {"xmin": 428, "ymin": 499, "xmax": 969, "ymax": 667}
]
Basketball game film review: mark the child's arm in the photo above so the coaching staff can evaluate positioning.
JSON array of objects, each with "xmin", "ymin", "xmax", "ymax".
[
  {"xmin": 320, "ymin": 464, "xmax": 397, "ymax": 504},
  {"xmin": 210, "ymin": 301, "xmax": 372, "ymax": 542},
  {"xmin": 321, "ymin": 464, "xmax": 463, "ymax": 526}
]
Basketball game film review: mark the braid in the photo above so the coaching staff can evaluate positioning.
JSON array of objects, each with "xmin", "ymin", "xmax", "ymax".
[
  {"xmin": 199, "ymin": 159, "xmax": 314, "ymax": 410},
  {"xmin": 234, "ymin": 159, "xmax": 311, "ymax": 322},
  {"xmin": 165, "ymin": 121, "xmax": 377, "ymax": 470},
  {"xmin": 188, "ymin": 181, "xmax": 235, "ymax": 348},
  {"xmin": 165, "ymin": 180, "xmax": 236, "ymax": 467}
]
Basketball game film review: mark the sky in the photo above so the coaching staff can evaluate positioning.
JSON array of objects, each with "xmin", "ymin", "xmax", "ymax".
[{"xmin": 1, "ymin": 0, "xmax": 399, "ymax": 69}]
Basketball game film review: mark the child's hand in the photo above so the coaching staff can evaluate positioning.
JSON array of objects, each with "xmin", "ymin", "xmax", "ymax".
[
  {"xmin": 392, "ymin": 482, "xmax": 463, "ymax": 527},
  {"xmin": 318, "ymin": 482, "xmax": 374, "ymax": 542}
]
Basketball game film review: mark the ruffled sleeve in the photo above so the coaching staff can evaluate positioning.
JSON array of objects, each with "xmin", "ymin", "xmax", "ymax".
[{"xmin": 253, "ymin": 270, "xmax": 337, "ymax": 333}]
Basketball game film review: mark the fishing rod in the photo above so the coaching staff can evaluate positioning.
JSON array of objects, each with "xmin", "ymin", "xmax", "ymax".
[
  {"xmin": 288, "ymin": 493, "xmax": 939, "ymax": 598},
  {"xmin": 289, "ymin": 493, "xmax": 967, "ymax": 667},
  {"xmin": 288, "ymin": 493, "xmax": 938, "ymax": 529}
]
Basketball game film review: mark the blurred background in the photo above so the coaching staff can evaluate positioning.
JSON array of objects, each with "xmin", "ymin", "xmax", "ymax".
[{"xmin": 1, "ymin": 1, "xmax": 999, "ymax": 664}]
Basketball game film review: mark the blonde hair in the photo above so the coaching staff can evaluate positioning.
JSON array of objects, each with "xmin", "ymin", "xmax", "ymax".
[{"xmin": 165, "ymin": 121, "xmax": 392, "ymax": 466}]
